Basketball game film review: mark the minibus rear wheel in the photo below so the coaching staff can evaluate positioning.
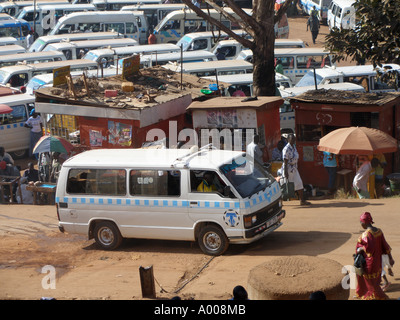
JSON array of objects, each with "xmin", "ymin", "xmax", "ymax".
[
  {"xmin": 198, "ymin": 225, "xmax": 229, "ymax": 256},
  {"xmin": 94, "ymin": 221, "xmax": 123, "ymax": 250}
]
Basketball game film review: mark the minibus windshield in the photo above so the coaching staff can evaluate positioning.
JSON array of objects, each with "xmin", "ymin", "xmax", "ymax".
[
  {"xmin": 295, "ymin": 70, "xmax": 323, "ymax": 87},
  {"xmin": 220, "ymin": 156, "xmax": 275, "ymax": 198}
]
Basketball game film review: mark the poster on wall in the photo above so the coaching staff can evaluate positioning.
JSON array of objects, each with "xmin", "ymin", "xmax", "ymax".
[
  {"xmin": 89, "ymin": 129, "xmax": 103, "ymax": 147},
  {"xmin": 108, "ymin": 121, "xmax": 132, "ymax": 147},
  {"xmin": 206, "ymin": 109, "xmax": 238, "ymax": 128}
]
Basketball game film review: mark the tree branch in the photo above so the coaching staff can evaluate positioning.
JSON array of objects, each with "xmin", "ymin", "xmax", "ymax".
[{"xmin": 180, "ymin": 0, "xmax": 254, "ymax": 49}]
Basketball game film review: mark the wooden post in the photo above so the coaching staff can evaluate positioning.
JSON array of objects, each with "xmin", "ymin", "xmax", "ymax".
[{"xmin": 139, "ymin": 265, "xmax": 156, "ymax": 299}]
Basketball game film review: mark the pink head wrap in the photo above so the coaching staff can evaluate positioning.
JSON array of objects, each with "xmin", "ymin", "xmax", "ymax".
[{"xmin": 360, "ymin": 212, "xmax": 374, "ymax": 224}]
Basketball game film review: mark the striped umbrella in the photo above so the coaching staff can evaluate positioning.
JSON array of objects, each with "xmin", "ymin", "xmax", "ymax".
[{"xmin": 33, "ymin": 135, "xmax": 74, "ymax": 154}]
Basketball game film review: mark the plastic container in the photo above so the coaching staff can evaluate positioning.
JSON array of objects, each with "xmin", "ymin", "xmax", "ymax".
[{"xmin": 386, "ymin": 173, "xmax": 400, "ymax": 193}]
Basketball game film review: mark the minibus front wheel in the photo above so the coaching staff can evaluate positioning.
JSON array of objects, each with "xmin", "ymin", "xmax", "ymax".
[
  {"xmin": 198, "ymin": 224, "xmax": 229, "ymax": 256},
  {"xmin": 93, "ymin": 221, "xmax": 123, "ymax": 250}
]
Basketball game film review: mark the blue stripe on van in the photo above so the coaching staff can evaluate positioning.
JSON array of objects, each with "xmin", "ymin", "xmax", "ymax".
[{"xmin": 56, "ymin": 184, "xmax": 280, "ymax": 209}]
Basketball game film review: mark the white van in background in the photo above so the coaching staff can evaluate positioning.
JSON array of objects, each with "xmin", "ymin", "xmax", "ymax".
[
  {"xmin": 16, "ymin": 4, "xmax": 97, "ymax": 37},
  {"xmin": 0, "ymin": 59, "xmax": 98, "ymax": 87},
  {"xmin": 120, "ymin": 3, "xmax": 187, "ymax": 30},
  {"xmin": 55, "ymin": 147, "xmax": 285, "ymax": 255},
  {"xmin": 0, "ymin": 44, "xmax": 26, "ymax": 56},
  {"xmin": 93, "ymin": 0, "xmax": 162, "ymax": 11},
  {"xmin": 142, "ymin": 50, "xmax": 217, "ymax": 67},
  {"xmin": 0, "ymin": 37, "xmax": 19, "ymax": 46},
  {"xmin": 0, "ymin": 0, "xmax": 70, "ymax": 17},
  {"xmin": 299, "ymin": 0, "xmax": 332, "ymax": 24},
  {"xmin": 83, "ymin": 43, "xmax": 180, "ymax": 66},
  {"xmin": 327, "ymin": 0, "xmax": 356, "ymax": 30},
  {"xmin": 0, "ymin": 93, "xmax": 35, "ymax": 159},
  {"xmin": 163, "ymin": 60, "xmax": 253, "ymax": 77},
  {"xmin": 48, "ymin": 11, "xmax": 144, "ymax": 43},
  {"xmin": 0, "ymin": 51, "xmax": 66, "ymax": 68},
  {"xmin": 29, "ymin": 31, "xmax": 124, "ymax": 52},
  {"xmin": 42, "ymin": 38, "xmax": 138, "ymax": 60},
  {"xmin": 295, "ymin": 64, "xmax": 400, "ymax": 92}
]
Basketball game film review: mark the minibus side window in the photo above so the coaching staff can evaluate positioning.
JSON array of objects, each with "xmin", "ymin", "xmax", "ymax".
[
  {"xmin": 67, "ymin": 169, "xmax": 126, "ymax": 195},
  {"xmin": 1, "ymin": 105, "xmax": 27, "ymax": 124},
  {"xmin": 129, "ymin": 170, "xmax": 181, "ymax": 196},
  {"xmin": 190, "ymin": 170, "xmax": 228, "ymax": 196}
]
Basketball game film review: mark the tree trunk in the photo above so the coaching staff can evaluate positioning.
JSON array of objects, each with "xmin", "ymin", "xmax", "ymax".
[{"xmin": 252, "ymin": 0, "xmax": 276, "ymax": 97}]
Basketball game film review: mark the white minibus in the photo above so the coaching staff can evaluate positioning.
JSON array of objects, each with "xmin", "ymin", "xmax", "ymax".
[
  {"xmin": 0, "ymin": 50, "xmax": 66, "ymax": 68},
  {"xmin": 43, "ymin": 38, "xmax": 138, "ymax": 60},
  {"xmin": 0, "ymin": 16, "xmax": 31, "ymax": 47},
  {"xmin": 0, "ymin": 36, "xmax": 19, "ymax": 46},
  {"xmin": 163, "ymin": 60, "xmax": 253, "ymax": 77},
  {"xmin": 83, "ymin": 43, "xmax": 180, "ymax": 66},
  {"xmin": 25, "ymin": 68, "xmax": 118, "ymax": 95},
  {"xmin": 0, "ymin": 93, "xmax": 35, "ymax": 158},
  {"xmin": 142, "ymin": 50, "xmax": 217, "ymax": 67},
  {"xmin": 154, "ymin": 8, "xmax": 254, "ymax": 44},
  {"xmin": 120, "ymin": 3, "xmax": 187, "ymax": 30},
  {"xmin": 55, "ymin": 147, "xmax": 285, "ymax": 255},
  {"xmin": 0, "ymin": 59, "xmax": 98, "ymax": 86},
  {"xmin": 0, "ymin": 0, "xmax": 70, "ymax": 17},
  {"xmin": 212, "ymin": 39, "xmax": 306, "ymax": 61},
  {"xmin": 176, "ymin": 30, "xmax": 248, "ymax": 53},
  {"xmin": 299, "ymin": 0, "xmax": 332, "ymax": 24},
  {"xmin": 29, "ymin": 31, "xmax": 124, "ymax": 52},
  {"xmin": 93, "ymin": 0, "xmax": 162, "ymax": 11},
  {"xmin": 327, "ymin": 0, "xmax": 356, "ymax": 30},
  {"xmin": 0, "ymin": 44, "xmax": 27, "ymax": 56},
  {"xmin": 49, "ymin": 11, "xmax": 143, "ymax": 43},
  {"xmin": 202, "ymin": 73, "xmax": 293, "ymax": 97},
  {"xmin": 17, "ymin": 4, "xmax": 97, "ymax": 37},
  {"xmin": 295, "ymin": 64, "xmax": 400, "ymax": 93}
]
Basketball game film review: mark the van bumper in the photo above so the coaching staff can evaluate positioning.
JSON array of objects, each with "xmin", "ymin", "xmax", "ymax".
[{"xmin": 229, "ymin": 209, "xmax": 285, "ymax": 244}]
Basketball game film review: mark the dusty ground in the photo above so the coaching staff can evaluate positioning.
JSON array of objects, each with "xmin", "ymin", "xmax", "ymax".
[
  {"xmin": 1, "ymin": 16, "xmax": 394, "ymax": 301},
  {"xmin": 0, "ymin": 197, "xmax": 399, "ymax": 300}
]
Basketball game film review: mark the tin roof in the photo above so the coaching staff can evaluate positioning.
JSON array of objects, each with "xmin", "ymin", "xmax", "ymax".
[{"xmin": 187, "ymin": 96, "xmax": 284, "ymax": 110}]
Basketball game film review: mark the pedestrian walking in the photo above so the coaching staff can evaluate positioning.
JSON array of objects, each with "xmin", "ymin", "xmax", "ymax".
[
  {"xmin": 24, "ymin": 109, "xmax": 43, "ymax": 159},
  {"xmin": 306, "ymin": 11, "xmax": 320, "ymax": 44},
  {"xmin": 355, "ymin": 212, "xmax": 394, "ymax": 300},
  {"xmin": 353, "ymin": 155, "xmax": 372, "ymax": 199},
  {"xmin": 282, "ymin": 134, "xmax": 310, "ymax": 206}
]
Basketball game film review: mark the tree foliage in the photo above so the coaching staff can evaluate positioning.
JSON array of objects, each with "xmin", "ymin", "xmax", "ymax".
[{"xmin": 325, "ymin": 0, "xmax": 400, "ymax": 67}]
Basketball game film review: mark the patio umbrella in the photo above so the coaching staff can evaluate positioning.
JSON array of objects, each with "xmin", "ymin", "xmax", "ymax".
[
  {"xmin": 317, "ymin": 126, "xmax": 398, "ymax": 155},
  {"xmin": 0, "ymin": 104, "xmax": 12, "ymax": 114},
  {"xmin": 33, "ymin": 135, "xmax": 74, "ymax": 154}
]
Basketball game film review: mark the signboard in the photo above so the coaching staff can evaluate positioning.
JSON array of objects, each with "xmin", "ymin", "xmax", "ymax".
[
  {"xmin": 122, "ymin": 55, "xmax": 140, "ymax": 79},
  {"xmin": 53, "ymin": 65, "xmax": 71, "ymax": 86}
]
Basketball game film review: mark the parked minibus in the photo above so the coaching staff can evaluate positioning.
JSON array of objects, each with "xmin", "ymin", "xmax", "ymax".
[
  {"xmin": 25, "ymin": 68, "xmax": 117, "ymax": 95},
  {"xmin": 202, "ymin": 73, "xmax": 293, "ymax": 97},
  {"xmin": 17, "ymin": 4, "xmax": 97, "ymax": 37},
  {"xmin": 212, "ymin": 39, "xmax": 306, "ymax": 60},
  {"xmin": 43, "ymin": 38, "xmax": 138, "ymax": 60},
  {"xmin": 0, "ymin": 36, "xmax": 19, "ymax": 46},
  {"xmin": 29, "ymin": 31, "xmax": 124, "ymax": 52},
  {"xmin": 0, "ymin": 16, "xmax": 31, "ymax": 47},
  {"xmin": 83, "ymin": 43, "xmax": 180, "ymax": 66},
  {"xmin": 0, "ymin": 44, "xmax": 26, "ymax": 56},
  {"xmin": 93, "ymin": 0, "xmax": 162, "ymax": 11},
  {"xmin": 49, "ymin": 11, "xmax": 143, "ymax": 43},
  {"xmin": 0, "ymin": 59, "xmax": 98, "ymax": 86},
  {"xmin": 327, "ymin": 0, "xmax": 356, "ymax": 30},
  {"xmin": 0, "ymin": 50, "xmax": 66, "ymax": 68},
  {"xmin": 55, "ymin": 147, "xmax": 285, "ymax": 255},
  {"xmin": 0, "ymin": 93, "xmax": 35, "ymax": 158},
  {"xmin": 162, "ymin": 60, "xmax": 253, "ymax": 77},
  {"xmin": 154, "ymin": 8, "xmax": 254, "ymax": 44},
  {"xmin": 142, "ymin": 50, "xmax": 217, "ymax": 67},
  {"xmin": 295, "ymin": 64, "xmax": 400, "ymax": 93},
  {"xmin": 299, "ymin": 0, "xmax": 332, "ymax": 24},
  {"xmin": 0, "ymin": 0, "xmax": 70, "ymax": 17},
  {"xmin": 120, "ymin": 3, "xmax": 187, "ymax": 29},
  {"xmin": 176, "ymin": 30, "xmax": 248, "ymax": 52}
]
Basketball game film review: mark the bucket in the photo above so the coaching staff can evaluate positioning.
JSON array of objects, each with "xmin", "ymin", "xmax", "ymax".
[{"xmin": 387, "ymin": 173, "xmax": 400, "ymax": 193}]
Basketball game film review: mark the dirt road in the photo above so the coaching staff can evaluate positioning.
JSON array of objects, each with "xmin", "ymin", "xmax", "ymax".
[{"xmin": 0, "ymin": 197, "xmax": 399, "ymax": 300}]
